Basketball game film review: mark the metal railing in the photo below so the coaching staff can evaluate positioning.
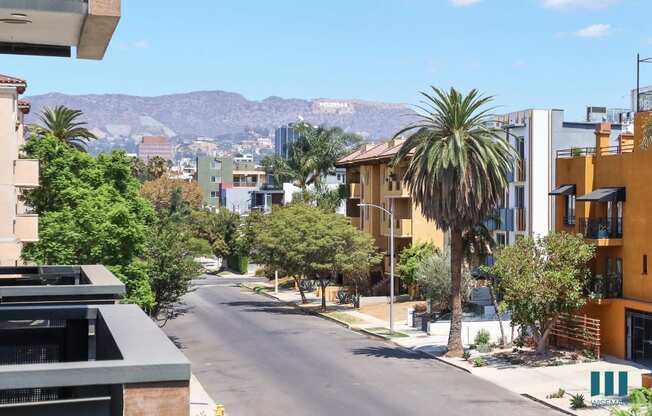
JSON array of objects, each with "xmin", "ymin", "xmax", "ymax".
[
  {"xmin": 556, "ymin": 147, "xmax": 596, "ymax": 158},
  {"xmin": 588, "ymin": 273, "xmax": 623, "ymax": 299},
  {"xmin": 578, "ymin": 217, "xmax": 623, "ymax": 239},
  {"xmin": 599, "ymin": 144, "xmax": 634, "ymax": 156},
  {"xmin": 563, "ymin": 215, "xmax": 576, "ymax": 226}
]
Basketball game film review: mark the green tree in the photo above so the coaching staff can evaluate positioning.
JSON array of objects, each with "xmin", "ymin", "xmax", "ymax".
[
  {"xmin": 396, "ymin": 243, "xmax": 436, "ymax": 291},
  {"xmin": 291, "ymin": 183, "xmax": 345, "ymax": 213},
  {"xmin": 144, "ymin": 220, "xmax": 204, "ymax": 321},
  {"xmin": 415, "ymin": 248, "xmax": 472, "ymax": 313},
  {"xmin": 21, "ymin": 135, "xmax": 156, "ymax": 309},
  {"xmin": 491, "ymin": 232, "xmax": 596, "ymax": 354},
  {"xmin": 252, "ymin": 204, "xmax": 380, "ymax": 309},
  {"xmin": 30, "ymin": 105, "xmax": 97, "ymax": 151},
  {"xmin": 393, "ymin": 87, "xmax": 515, "ymax": 357},
  {"xmin": 263, "ymin": 122, "xmax": 361, "ymax": 189}
]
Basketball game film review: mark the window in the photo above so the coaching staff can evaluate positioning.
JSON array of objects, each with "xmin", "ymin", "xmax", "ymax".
[
  {"xmin": 211, "ymin": 160, "xmax": 222, "ymax": 169},
  {"xmin": 210, "ymin": 191, "xmax": 219, "ymax": 198},
  {"xmin": 644, "ymin": 255, "xmax": 648, "ymax": 275},
  {"xmin": 516, "ymin": 136, "xmax": 525, "ymax": 160},
  {"xmin": 495, "ymin": 232, "xmax": 507, "ymax": 248},
  {"xmin": 210, "ymin": 176, "xmax": 220, "ymax": 183},
  {"xmin": 515, "ymin": 186, "xmax": 525, "ymax": 209},
  {"xmin": 564, "ymin": 195, "xmax": 576, "ymax": 225}
]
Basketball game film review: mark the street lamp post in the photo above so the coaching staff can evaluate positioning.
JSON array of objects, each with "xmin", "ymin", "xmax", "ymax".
[{"xmin": 358, "ymin": 203, "xmax": 395, "ymax": 334}]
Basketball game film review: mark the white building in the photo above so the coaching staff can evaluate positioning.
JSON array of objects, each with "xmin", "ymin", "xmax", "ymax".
[{"xmin": 486, "ymin": 109, "xmax": 625, "ymax": 257}]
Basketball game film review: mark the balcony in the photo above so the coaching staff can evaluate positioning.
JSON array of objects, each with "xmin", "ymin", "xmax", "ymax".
[
  {"xmin": 14, "ymin": 215, "xmax": 38, "ymax": 242},
  {"xmin": 381, "ymin": 218, "xmax": 412, "ymax": 238},
  {"xmin": 588, "ymin": 273, "xmax": 623, "ymax": 300},
  {"xmin": 385, "ymin": 180, "xmax": 410, "ymax": 197},
  {"xmin": 349, "ymin": 183, "xmax": 361, "ymax": 199},
  {"xmin": 579, "ymin": 217, "xmax": 623, "ymax": 241},
  {"xmin": 13, "ymin": 159, "xmax": 39, "ymax": 188},
  {"xmin": 484, "ymin": 208, "xmax": 514, "ymax": 232}
]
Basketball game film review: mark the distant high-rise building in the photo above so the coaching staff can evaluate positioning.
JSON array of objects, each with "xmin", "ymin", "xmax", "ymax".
[
  {"xmin": 138, "ymin": 136, "xmax": 174, "ymax": 162},
  {"xmin": 274, "ymin": 124, "xmax": 298, "ymax": 159},
  {"xmin": 586, "ymin": 106, "xmax": 632, "ymax": 124}
]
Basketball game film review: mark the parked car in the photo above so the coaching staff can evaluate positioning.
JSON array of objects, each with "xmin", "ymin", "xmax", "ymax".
[{"xmin": 194, "ymin": 256, "xmax": 222, "ymax": 272}]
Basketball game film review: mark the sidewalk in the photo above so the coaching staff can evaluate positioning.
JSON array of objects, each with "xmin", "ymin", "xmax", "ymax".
[
  {"xmin": 190, "ymin": 374, "xmax": 218, "ymax": 416},
  {"xmin": 242, "ymin": 282, "xmax": 648, "ymax": 416}
]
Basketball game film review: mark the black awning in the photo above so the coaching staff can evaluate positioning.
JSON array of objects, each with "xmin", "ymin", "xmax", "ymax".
[
  {"xmin": 549, "ymin": 184, "xmax": 576, "ymax": 196},
  {"xmin": 576, "ymin": 187, "xmax": 626, "ymax": 202}
]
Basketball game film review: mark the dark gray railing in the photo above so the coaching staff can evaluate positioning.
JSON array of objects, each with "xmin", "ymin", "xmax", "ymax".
[
  {"xmin": 578, "ymin": 217, "xmax": 623, "ymax": 239},
  {"xmin": 589, "ymin": 273, "xmax": 623, "ymax": 299}
]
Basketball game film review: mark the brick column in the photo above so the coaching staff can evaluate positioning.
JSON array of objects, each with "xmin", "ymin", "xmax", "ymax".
[{"xmin": 123, "ymin": 381, "xmax": 189, "ymax": 416}]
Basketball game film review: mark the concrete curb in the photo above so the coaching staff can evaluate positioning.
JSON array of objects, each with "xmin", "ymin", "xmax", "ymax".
[{"xmin": 521, "ymin": 394, "xmax": 579, "ymax": 416}]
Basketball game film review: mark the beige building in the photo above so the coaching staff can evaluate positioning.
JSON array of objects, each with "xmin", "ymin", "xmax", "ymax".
[
  {"xmin": 337, "ymin": 139, "xmax": 446, "ymax": 292},
  {"xmin": 0, "ymin": 75, "xmax": 39, "ymax": 265}
]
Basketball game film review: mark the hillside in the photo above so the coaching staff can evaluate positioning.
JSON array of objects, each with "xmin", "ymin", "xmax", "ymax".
[{"xmin": 25, "ymin": 91, "xmax": 416, "ymax": 141}]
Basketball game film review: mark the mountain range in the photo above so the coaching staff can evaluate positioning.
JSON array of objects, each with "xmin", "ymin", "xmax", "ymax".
[{"xmin": 24, "ymin": 91, "xmax": 417, "ymax": 141}]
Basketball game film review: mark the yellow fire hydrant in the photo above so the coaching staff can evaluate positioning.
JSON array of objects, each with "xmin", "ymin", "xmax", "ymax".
[{"xmin": 215, "ymin": 404, "xmax": 225, "ymax": 416}]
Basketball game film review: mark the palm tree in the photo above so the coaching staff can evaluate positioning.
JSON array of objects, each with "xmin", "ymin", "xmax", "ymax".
[
  {"xmin": 263, "ymin": 122, "xmax": 361, "ymax": 190},
  {"xmin": 393, "ymin": 87, "xmax": 515, "ymax": 357},
  {"xmin": 147, "ymin": 156, "xmax": 169, "ymax": 180},
  {"xmin": 31, "ymin": 105, "xmax": 97, "ymax": 151}
]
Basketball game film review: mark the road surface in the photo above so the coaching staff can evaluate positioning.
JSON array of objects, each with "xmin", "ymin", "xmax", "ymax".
[{"xmin": 164, "ymin": 275, "xmax": 556, "ymax": 416}]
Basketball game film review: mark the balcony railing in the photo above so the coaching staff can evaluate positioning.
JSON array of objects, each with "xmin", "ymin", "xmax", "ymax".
[
  {"xmin": 556, "ymin": 147, "xmax": 596, "ymax": 158},
  {"xmin": 381, "ymin": 218, "xmax": 412, "ymax": 237},
  {"xmin": 563, "ymin": 215, "xmax": 576, "ymax": 226},
  {"xmin": 578, "ymin": 217, "xmax": 623, "ymax": 239},
  {"xmin": 599, "ymin": 144, "xmax": 634, "ymax": 156},
  {"xmin": 588, "ymin": 273, "xmax": 623, "ymax": 299}
]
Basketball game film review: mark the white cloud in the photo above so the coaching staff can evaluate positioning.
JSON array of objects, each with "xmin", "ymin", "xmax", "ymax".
[
  {"xmin": 450, "ymin": 0, "xmax": 482, "ymax": 7},
  {"xmin": 133, "ymin": 40, "xmax": 150, "ymax": 49},
  {"xmin": 575, "ymin": 23, "xmax": 611, "ymax": 38},
  {"xmin": 542, "ymin": 0, "xmax": 620, "ymax": 9}
]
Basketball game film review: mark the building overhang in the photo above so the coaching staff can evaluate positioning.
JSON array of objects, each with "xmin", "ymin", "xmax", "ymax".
[
  {"xmin": 549, "ymin": 184, "xmax": 576, "ymax": 196},
  {"xmin": 577, "ymin": 187, "xmax": 626, "ymax": 202},
  {"xmin": 0, "ymin": 0, "xmax": 120, "ymax": 60}
]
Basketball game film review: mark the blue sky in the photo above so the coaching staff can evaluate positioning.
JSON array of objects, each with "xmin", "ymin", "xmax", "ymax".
[{"xmin": 4, "ymin": 0, "xmax": 652, "ymax": 120}]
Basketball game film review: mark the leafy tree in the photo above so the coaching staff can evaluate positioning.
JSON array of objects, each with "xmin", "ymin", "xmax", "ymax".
[
  {"xmin": 30, "ymin": 105, "xmax": 97, "ymax": 151},
  {"xmin": 393, "ymin": 87, "xmax": 516, "ymax": 357},
  {"xmin": 252, "ymin": 204, "xmax": 380, "ymax": 309},
  {"xmin": 21, "ymin": 135, "xmax": 156, "ymax": 309},
  {"xmin": 262, "ymin": 122, "xmax": 361, "ymax": 189},
  {"xmin": 130, "ymin": 156, "xmax": 149, "ymax": 182},
  {"xmin": 144, "ymin": 220, "xmax": 205, "ymax": 321},
  {"xmin": 146, "ymin": 156, "xmax": 170, "ymax": 180},
  {"xmin": 490, "ymin": 232, "xmax": 596, "ymax": 354},
  {"xmin": 639, "ymin": 115, "xmax": 652, "ymax": 150},
  {"xmin": 140, "ymin": 176, "xmax": 204, "ymax": 214},
  {"xmin": 396, "ymin": 243, "xmax": 437, "ymax": 289},
  {"xmin": 415, "ymin": 248, "xmax": 472, "ymax": 313},
  {"xmin": 291, "ymin": 183, "xmax": 345, "ymax": 213}
]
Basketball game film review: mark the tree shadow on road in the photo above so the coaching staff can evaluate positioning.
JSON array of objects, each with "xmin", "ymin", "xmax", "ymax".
[
  {"xmin": 352, "ymin": 346, "xmax": 432, "ymax": 360},
  {"xmin": 167, "ymin": 335, "xmax": 185, "ymax": 350},
  {"xmin": 220, "ymin": 300, "xmax": 308, "ymax": 316}
]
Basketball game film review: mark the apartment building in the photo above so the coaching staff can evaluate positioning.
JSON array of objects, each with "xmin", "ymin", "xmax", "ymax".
[
  {"xmin": 552, "ymin": 111, "xmax": 652, "ymax": 364},
  {"xmin": 486, "ymin": 109, "xmax": 624, "ymax": 259},
  {"xmin": 196, "ymin": 156, "xmax": 234, "ymax": 209},
  {"xmin": 0, "ymin": 74, "xmax": 39, "ymax": 266},
  {"xmin": 274, "ymin": 123, "xmax": 298, "ymax": 159},
  {"xmin": 337, "ymin": 139, "xmax": 446, "ymax": 290},
  {"xmin": 137, "ymin": 135, "xmax": 174, "ymax": 162}
]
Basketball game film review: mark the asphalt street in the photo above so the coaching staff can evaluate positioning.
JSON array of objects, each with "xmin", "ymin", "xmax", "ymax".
[{"xmin": 164, "ymin": 275, "xmax": 557, "ymax": 416}]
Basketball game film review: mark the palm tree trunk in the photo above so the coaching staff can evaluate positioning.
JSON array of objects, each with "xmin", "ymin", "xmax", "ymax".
[{"xmin": 446, "ymin": 227, "xmax": 464, "ymax": 357}]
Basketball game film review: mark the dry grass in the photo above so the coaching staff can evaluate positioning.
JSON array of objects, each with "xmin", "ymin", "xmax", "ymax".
[
  {"xmin": 324, "ymin": 311, "xmax": 364, "ymax": 325},
  {"xmin": 359, "ymin": 300, "xmax": 427, "ymax": 323}
]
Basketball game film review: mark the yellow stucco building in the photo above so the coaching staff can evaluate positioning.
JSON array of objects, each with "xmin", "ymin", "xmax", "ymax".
[
  {"xmin": 552, "ymin": 111, "xmax": 652, "ymax": 363},
  {"xmin": 337, "ymin": 139, "xmax": 446, "ymax": 293}
]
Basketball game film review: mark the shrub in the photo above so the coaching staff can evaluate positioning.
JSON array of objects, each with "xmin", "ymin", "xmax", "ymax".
[
  {"xmin": 569, "ymin": 393, "xmax": 586, "ymax": 410},
  {"xmin": 336, "ymin": 289, "xmax": 351, "ymax": 305},
  {"xmin": 546, "ymin": 388, "xmax": 565, "ymax": 399},
  {"xmin": 474, "ymin": 329, "xmax": 491, "ymax": 346},
  {"xmin": 472, "ymin": 357, "xmax": 487, "ymax": 367},
  {"xmin": 476, "ymin": 343, "xmax": 493, "ymax": 353},
  {"xmin": 413, "ymin": 303, "xmax": 427, "ymax": 313},
  {"xmin": 462, "ymin": 351, "xmax": 471, "ymax": 361},
  {"xmin": 629, "ymin": 387, "xmax": 652, "ymax": 405}
]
